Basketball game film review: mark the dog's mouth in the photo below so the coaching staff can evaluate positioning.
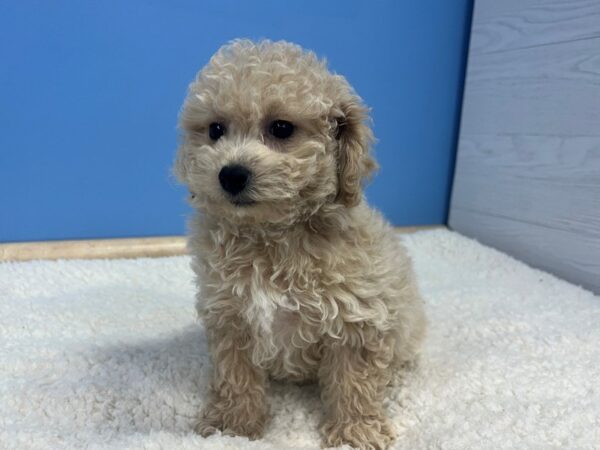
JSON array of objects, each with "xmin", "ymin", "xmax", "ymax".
[{"xmin": 230, "ymin": 198, "xmax": 256, "ymax": 207}]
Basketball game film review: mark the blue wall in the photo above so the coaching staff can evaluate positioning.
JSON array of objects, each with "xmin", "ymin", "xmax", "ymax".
[{"xmin": 0, "ymin": 0, "xmax": 472, "ymax": 242}]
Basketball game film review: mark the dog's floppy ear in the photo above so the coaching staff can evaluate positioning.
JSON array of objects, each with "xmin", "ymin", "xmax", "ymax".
[{"xmin": 333, "ymin": 97, "xmax": 377, "ymax": 207}]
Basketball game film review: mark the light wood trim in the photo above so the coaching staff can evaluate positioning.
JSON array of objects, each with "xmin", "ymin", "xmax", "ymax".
[
  {"xmin": 0, "ymin": 236, "xmax": 188, "ymax": 262},
  {"xmin": 0, "ymin": 226, "xmax": 442, "ymax": 262},
  {"xmin": 395, "ymin": 225, "xmax": 443, "ymax": 234}
]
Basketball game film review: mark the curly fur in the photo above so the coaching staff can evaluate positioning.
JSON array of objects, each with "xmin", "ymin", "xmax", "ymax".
[{"xmin": 174, "ymin": 39, "xmax": 426, "ymax": 450}]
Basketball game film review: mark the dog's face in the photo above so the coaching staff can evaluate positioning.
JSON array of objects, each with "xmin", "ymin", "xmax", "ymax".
[{"xmin": 174, "ymin": 40, "xmax": 376, "ymax": 226}]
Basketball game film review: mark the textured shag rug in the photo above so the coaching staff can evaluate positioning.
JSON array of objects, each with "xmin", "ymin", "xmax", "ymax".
[{"xmin": 1, "ymin": 229, "xmax": 599, "ymax": 449}]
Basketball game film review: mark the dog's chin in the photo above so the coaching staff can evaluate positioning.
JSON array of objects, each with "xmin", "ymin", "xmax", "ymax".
[
  {"xmin": 211, "ymin": 196, "xmax": 267, "ymax": 222},
  {"xmin": 199, "ymin": 192, "xmax": 309, "ymax": 226},
  {"xmin": 208, "ymin": 197, "xmax": 293, "ymax": 226}
]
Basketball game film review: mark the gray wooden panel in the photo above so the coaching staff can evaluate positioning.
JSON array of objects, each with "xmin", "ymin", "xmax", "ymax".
[
  {"xmin": 450, "ymin": 0, "xmax": 600, "ymax": 293},
  {"xmin": 473, "ymin": 0, "xmax": 600, "ymax": 22},
  {"xmin": 450, "ymin": 134, "xmax": 600, "ymax": 292},
  {"xmin": 461, "ymin": 37, "xmax": 600, "ymax": 136},
  {"xmin": 452, "ymin": 134, "xmax": 600, "ymax": 230},
  {"xmin": 450, "ymin": 208, "xmax": 600, "ymax": 292},
  {"xmin": 471, "ymin": 0, "xmax": 600, "ymax": 54}
]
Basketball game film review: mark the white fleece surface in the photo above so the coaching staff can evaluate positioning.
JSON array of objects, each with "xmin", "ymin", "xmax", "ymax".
[{"xmin": 1, "ymin": 229, "xmax": 599, "ymax": 449}]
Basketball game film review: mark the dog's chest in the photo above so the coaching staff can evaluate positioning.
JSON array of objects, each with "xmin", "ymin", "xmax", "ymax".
[
  {"xmin": 208, "ymin": 233, "xmax": 327, "ymax": 357},
  {"xmin": 244, "ymin": 271, "xmax": 324, "ymax": 379},
  {"xmin": 244, "ymin": 279, "xmax": 302, "ymax": 339},
  {"xmin": 243, "ymin": 250, "xmax": 321, "ymax": 338}
]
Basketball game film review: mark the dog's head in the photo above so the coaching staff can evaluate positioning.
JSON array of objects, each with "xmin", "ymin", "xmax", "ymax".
[{"xmin": 174, "ymin": 40, "xmax": 377, "ymax": 226}]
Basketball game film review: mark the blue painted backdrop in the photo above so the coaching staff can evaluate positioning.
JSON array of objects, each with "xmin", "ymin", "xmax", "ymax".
[{"xmin": 0, "ymin": 0, "xmax": 472, "ymax": 242}]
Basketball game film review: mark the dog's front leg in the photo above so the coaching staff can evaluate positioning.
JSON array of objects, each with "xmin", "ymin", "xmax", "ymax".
[
  {"xmin": 319, "ymin": 332, "xmax": 396, "ymax": 450},
  {"xmin": 195, "ymin": 321, "xmax": 268, "ymax": 440}
]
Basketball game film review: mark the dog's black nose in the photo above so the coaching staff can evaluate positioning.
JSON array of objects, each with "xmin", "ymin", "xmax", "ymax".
[{"xmin": 218, "ymin": 164, "xmax": 251, "ymax": 196}]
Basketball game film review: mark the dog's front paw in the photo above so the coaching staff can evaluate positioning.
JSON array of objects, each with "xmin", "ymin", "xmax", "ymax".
[
  {"xmin": 321, "ymin": 414, "xmax": 396, "ymax": 450},
  {"xmin": 194, "ymin": 397, "xmax": 268, "ymax": 440}
]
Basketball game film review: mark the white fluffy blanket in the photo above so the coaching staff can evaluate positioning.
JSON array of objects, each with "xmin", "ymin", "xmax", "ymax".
[{"xmin": 1, "ymin": 230, "xmax": 599, "ymax": 449}]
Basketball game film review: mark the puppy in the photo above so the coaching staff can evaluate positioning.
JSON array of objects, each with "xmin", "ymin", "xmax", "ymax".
[{"xmin": 174, "ymin": 40, "xmax": 426, "ymax": 450}]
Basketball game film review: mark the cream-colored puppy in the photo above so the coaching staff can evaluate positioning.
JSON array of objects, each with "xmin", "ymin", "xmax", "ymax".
[{"xmin": 174, "ymin": 39, "xmax": 426, "ymax": 450}]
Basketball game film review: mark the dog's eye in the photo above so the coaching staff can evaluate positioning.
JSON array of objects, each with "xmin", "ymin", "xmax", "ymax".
[
  {"xmin": 208, "ymin": 122, "xmax": 226, "ymax": 141},
  {"xmin": 269, "ymin": 120, "xmax": 294, "ymax": 139}
]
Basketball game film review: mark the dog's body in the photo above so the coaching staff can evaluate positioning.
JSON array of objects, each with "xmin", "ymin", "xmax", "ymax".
[{"xmin": 175, "ymin": 40, "xmax": 426, "ymax": 450}]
